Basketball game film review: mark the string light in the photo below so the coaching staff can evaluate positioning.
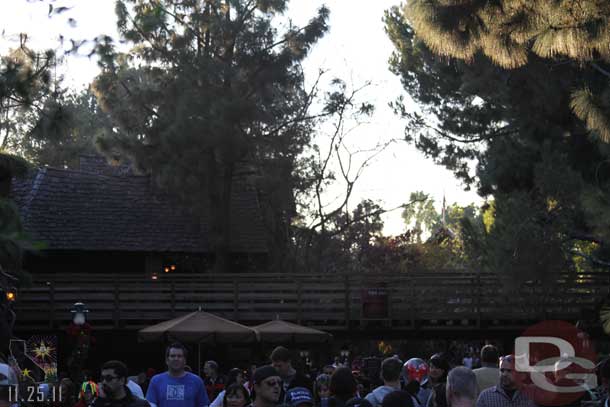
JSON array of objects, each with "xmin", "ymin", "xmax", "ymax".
[{"xmin": 6, "ymin": 290, "xmax": 16, "ymax": 302}]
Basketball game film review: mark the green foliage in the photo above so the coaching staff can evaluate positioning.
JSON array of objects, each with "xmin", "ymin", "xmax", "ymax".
[
  {"xmin": 385, "ymin": 0, "xmax": 610, "ymax": 278},
  {"xmin": 93, "ymin": 0, "xmax": 331, "ymax": 272},
  {"xmin": 10, "ymin": 88, "xmax": 110, "ymax": 169},
  {"xmin": 0, "ymin": 45, "xmax": 56, "ymax": 150},
  {"xmin": 0, "ymin": 42, "xmax": 51, "ymax": 286},
  {"xmin": 293, "ymin": 199, "xmax": 386, "ymax": 273},
  {"xmin": 401, "ymin": 191, "xmax": 438, "ymax": 241}
]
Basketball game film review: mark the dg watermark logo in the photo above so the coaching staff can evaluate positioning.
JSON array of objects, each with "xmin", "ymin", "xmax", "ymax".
[{"xmin": 515, "ymin": 320, "xmax": 597, "ymax": 406}]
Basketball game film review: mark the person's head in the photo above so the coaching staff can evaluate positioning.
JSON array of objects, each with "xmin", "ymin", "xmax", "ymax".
[
  {"xmin": 480, "ymin": 346, "xmax": 499, "ymax": 367},
  {"xmin": 287, "ymin": 387, "xmax": 314, "ymax": 407},
  {"xmin": 253, "ymin": 365, "xmax": 281, "ymax": 405},
  {"xmin": 315, "ymin": 374, "xmax": 331, "ymax": 400},
  {"xmin": 165, "ymin": 342, "xmax": 188, "ymax": 374},
  {"xmin": 323, "ymin": 365, "xmax": 335, "ymax": 376},
  {"xmin": 100, "ymin": 360, "xmax": 128, "ymax": 399},
  {"xmin": 330, "ymin": 367, "xmax": 357, "ymax": 401},
  {"xmin": 79, "ymin": 381, "xmax": 99, "ymax": 403},
  {"xmin": 60, "ymin": 378, "xmax": 75, "ymax": 400},
  {"xmin": 223, "ymin": 383, "xmax": 251, "ymax": 407},
  {"xmin": 429, "ymin": 354, "xmax": 450, "ymax": 382},
  {"xmin": 381, "ymin": 357, "xmax": 403, "ymax": 384},
  {"xmin": 446, "ymin": 367, "xmax": 477, "ymax": 407},
  {"xmin": 270, "ymin": 346, "xmax": 293, "ymax": 377},
  {"xmin": 381, "ymin": 391, "xmax": 414, "ymax": 407},
  {"xmin": 499, "ymin": 355, "xmax": 516, "ymax": 390},
  {"xmin": 204, "ymin": 361, "xmax": 219, "ymax": 378},
  {"xmin": 228, "ymin": 368, "xmax": 244, "ymax": 386}
]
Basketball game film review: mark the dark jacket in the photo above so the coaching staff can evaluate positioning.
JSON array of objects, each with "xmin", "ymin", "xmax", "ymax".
[
  {"xmin": 92, "ymin": 387, "xmax": 150, "ymax": 407},
  {"xmin": 328, "ymin": 396, "xmax": 349, "ymax": 407}
]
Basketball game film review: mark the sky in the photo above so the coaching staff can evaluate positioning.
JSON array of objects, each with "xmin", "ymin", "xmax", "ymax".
[{"xmin": 1, "ymin": 0, "xmax": 483, "ymax": 236}]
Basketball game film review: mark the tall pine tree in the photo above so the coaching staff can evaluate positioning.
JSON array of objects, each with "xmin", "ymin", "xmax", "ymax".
[{"xmin": 93, "ymin": 0, "xmax": 330, "ymax": 272}]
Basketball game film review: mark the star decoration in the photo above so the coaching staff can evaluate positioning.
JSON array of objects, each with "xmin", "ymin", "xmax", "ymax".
[
  {"xmin": 22, "ymin": 368, "xmax": 32, "ymax": 380},
  {"xmin": 33, "ymin": 341, "xmax": 54, "ymax": 360}
]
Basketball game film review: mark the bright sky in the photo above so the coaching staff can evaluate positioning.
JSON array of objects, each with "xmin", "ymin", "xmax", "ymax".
[{"xmin": 2, "ymin": 0, "xmax": 482, "ymax": 236}]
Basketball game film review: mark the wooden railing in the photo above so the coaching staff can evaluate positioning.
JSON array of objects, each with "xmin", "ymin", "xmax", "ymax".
[{"xmin": 13, "ymin": 271, "xmax": 610, "ymax": 331}]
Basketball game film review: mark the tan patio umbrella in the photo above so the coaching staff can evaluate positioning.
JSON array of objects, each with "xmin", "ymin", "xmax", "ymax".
[
  {"xmin": 251, "ymin": 319, "xmax": 332, "ymax": 344},
  {"xmin": 138, "ymin": 309, "xmax": 257, "ymax": 374}
]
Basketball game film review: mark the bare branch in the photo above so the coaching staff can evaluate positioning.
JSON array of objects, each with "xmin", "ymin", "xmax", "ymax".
[{"xmin": 309, "ymin": 197, "xmax": 428, "ymax": 237}]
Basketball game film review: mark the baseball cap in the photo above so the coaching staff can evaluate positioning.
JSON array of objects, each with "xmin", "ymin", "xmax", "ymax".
[
  {"xmin": 253, "ymin": 365, "xmax": 280, "ymax": 384},
  {"xmin": 286, "ymin": 387, "xmax": 313, "ymax": 407}
]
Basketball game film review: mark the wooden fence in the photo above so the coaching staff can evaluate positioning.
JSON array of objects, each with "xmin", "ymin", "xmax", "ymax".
[{"xmin": 13, "ymin": 271, "xmax": 610, "ymax": 331}]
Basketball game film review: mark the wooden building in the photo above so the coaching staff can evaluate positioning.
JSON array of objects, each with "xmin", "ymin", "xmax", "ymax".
[{"xmin": 11, "ymin": 155, "xmax": 268, "ymax": 277}]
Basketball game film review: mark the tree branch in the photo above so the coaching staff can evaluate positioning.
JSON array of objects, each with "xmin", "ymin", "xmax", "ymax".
[
  {"xmin": 119, "ymin": 81, "xmax": 161, "ymax": 120},
  {"xmin": 591, "ymin": 62, "xmax": 610, "ymax": 79},
  {"xmin": 420, "ymin": 121, "xmax": 517, "ymax": 143},
  {"xmin": 570, "ymin": 249, "xmax": 610, "ymax": 268},
  {"xmin": 310, "ymin": 197, "xmax": 428, "ymax": 237}
]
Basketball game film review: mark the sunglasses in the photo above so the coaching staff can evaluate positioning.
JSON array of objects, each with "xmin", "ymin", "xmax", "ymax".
[{"xmin": 101, "ymin": 375, "xmax": 119, "ymax": 382}]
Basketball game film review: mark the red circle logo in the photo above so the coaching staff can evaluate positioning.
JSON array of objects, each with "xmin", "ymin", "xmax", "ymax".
[{"xmin": 515, "ymin": 320, "xmax": 597, "ymax": 406}]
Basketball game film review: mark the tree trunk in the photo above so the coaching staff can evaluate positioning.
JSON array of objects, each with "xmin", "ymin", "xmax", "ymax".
[
  {"xmin": 206, "ymin": 149, "xmax": 222, "ymax": 273},
  {"xmin": 215, "ymin": 163, "xmax": 233, "ymax": 273}
]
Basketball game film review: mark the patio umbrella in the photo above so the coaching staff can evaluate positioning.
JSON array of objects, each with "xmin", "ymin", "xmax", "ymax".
[
  {"xmin": 139, "ymin": 310, "xmax": 257, "ymax": 343},
  {"xmin": 251, "ymin": 319, "xmax": 332, "ymax": 344},
  {"xmin": 138, "ymin": 310, "xmax": 257, "ymax": 374}
]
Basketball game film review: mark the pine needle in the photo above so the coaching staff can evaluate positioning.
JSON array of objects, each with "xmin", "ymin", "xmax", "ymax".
[{"xmin": 570, "ymin": 88, "xmax": 610, "ymax": 143}]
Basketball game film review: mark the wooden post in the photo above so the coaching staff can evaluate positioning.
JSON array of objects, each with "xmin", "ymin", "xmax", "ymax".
[
  {"xmin": 386, "ymin": 285, "xmax": 393, "ymax": 329},
  {"xmin": 344, "ymin": 275, "xmax": 350, "ymax": 329},
  {"xmin": 296, "ymin": 280, "xmax": 302, "ymax": 324},
  {"xmin": 114, "ymin": 283, "xmax": 120, "ymax": 328},
  {"xmin": 233, "ymin": 281, "xmax": 239, "ymax": 321},
  {"xmin": 170, "ymin": 281, "xmax": 176, "ymax": 318},
  {"xmin": 476, "ymin": 272, "xmax": 481, "ymax": 329},
  {"xmin": 409, "ymin": 276, "xmax": 415, "ymax": 329},
  {"xmin": 48, "ymin": 282, "xmax": 55, "ymax": 329}
]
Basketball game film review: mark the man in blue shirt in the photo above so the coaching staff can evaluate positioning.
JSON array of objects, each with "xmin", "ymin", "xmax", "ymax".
[{"xmin": 146, "ymin": 343, "xmax": 210, "ymax": 407}]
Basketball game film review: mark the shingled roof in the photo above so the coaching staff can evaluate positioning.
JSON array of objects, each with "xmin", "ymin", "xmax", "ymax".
[{"xmin": 10, "ymin": 156, "xmax": 267, "ymax": 253}]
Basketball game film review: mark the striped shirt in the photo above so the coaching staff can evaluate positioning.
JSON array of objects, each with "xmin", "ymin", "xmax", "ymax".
[{"xmin": 476, "ymin": 386, "xmax": 535, "ymax": 407}]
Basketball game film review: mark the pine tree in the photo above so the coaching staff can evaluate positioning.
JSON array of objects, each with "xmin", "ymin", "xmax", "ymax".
[
  {"xmin": 93, "ymin": 0, "xmax": 330, "ymax": 272},
  {"xmin": 385, "ymin": 1, "xmax": 610, "ymax": 280},
  {"xmin": 11, "ymin": 88, "xmax": 110, "ymax": 169},
  {"xmin": 405, "ymin": 0, "xmax": 610, "ymax": 140}
]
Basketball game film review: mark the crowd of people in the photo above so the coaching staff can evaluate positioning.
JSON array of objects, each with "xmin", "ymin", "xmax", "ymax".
[{"xmin": 1, "ymin": 343, "xmax": 609, "ymax": 407}]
